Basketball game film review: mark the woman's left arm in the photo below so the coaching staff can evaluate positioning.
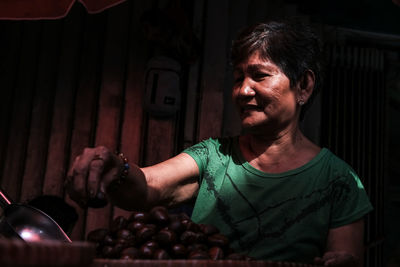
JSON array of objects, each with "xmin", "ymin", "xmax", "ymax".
[{"xmin": 315, "ymin": 218, "xmax": 365, "ymax": 267}]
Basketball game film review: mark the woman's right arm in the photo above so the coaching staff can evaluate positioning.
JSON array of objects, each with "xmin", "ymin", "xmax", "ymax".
[{"xmin": 66, "ymin": 146, "xmax": 200, "ymax": 211}]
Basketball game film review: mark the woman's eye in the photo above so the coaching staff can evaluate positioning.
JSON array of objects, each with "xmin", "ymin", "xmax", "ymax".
[{"xmin": 253, "ymin": 73, "xmax": 269, "ymax": 81}]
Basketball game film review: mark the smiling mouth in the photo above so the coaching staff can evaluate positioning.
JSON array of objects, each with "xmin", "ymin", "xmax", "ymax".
[{"xmin": 241, "ymin": 105, "xmax": 263, "ymax": 113}]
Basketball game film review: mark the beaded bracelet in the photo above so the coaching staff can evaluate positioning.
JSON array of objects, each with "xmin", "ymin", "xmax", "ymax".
[{"xmin": 116, "ymin": 152, "xmax": 130, "ymax": 184}]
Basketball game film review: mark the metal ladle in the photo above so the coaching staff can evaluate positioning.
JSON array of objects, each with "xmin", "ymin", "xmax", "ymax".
[{"xmin": 0, "ymin": 188, "xmax": 71, "ymax": 242}]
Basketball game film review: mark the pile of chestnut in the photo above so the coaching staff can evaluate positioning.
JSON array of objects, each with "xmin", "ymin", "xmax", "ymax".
[{"xmin": 87, "ymin": 206, "xmax": 252, "ymax": 260}]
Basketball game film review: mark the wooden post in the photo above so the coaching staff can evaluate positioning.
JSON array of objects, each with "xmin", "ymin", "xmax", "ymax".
[
  {"xmin": 113, "ymin": 0, "xmax": 153, "ymax": 220},
  {"xmin": 20, "ymin": 20, "xmax": 63, "ymax": 202},
  {"xmin": 67, "ymin": 10, "xmax": 107, "ymax": 241},
  {"xmin": 196, "ymin": 0, "xmax": 229, "ymax": 141},
  {"xmin": 0, "ymin": 22, "xmax": 42, "ymax": 201},
  {"xmin": 42, "ymin": 5, "xmax": 84, "ymax": 197},
  {"xmin": 85, "ymin": 1, "xmax": 131, "ymax": 236}
]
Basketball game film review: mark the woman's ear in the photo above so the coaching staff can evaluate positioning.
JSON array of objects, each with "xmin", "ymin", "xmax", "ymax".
[{"xmin": 297, "ymin": 70, "xmax": 315, "ymax": 104}]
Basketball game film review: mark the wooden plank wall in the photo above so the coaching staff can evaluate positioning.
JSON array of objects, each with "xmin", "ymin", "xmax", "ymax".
[
  {"xmin": 0, "ymin": 1, "xmax": 174, "ymax": 241},
  {"xmin": 0, "ymin": 0, "xmax": 241, "ymax": 241},
  {"xmin": 0, "ymin": 0, "xmax": 306, "ymax": 242},
  {"xmin": 321, "ymin": 44, "xmax": 386, "ymax": 267},
  {"xmin": 0, "ymin": 6, "xmax": 383, "ymax": 267}
]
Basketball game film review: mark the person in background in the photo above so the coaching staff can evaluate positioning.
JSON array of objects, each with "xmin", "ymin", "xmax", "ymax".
[{"xmin": 65, "ymin": 19, "xmax": 373, "ymax": 266}]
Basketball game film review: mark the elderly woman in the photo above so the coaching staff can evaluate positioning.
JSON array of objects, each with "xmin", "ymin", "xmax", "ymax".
[{"xmin": 66, "ymin": 20, "xmax": 373, "ymax": 266}]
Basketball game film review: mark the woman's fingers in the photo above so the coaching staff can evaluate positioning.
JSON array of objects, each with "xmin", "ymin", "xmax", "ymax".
[
  {"xmin": 66, "ymin": 165, "xmax": 87, "ymax": 208},
  {"xmin": 86, "ymin": 154, "xmax": 110, "ymax": 208},
  {"xmin": 87, "ymin": 156, "xmax": 105, "ymax": 198},
  {"xmin": 315, "ymin": 251, "xmax": 358, "ymax": 267},
  {"xmin": 66, "ymin": 155, "xmax": 90, "ymax": 207},
  {"xmin": 66, "ymin": 146, "xmax": 115, "ymax": 208}
]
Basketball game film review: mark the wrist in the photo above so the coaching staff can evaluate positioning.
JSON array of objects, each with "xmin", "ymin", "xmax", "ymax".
[
  {"xmin": 116, "ymin": 152, "xmax": 130, "ymax": 185},
  {"xmin": 108, "ymin": 153, "xmax": 148, "ymax": 211}
]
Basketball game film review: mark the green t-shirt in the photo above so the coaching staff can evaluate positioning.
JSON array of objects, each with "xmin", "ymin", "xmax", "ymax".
[{"xmin": 183, "ymin": 137, "xmax": 373, "ymax": 263}]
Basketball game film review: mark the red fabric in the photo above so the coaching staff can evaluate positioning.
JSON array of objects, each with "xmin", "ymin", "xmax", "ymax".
[
  {"xmin": 77, "ymin": 0, "xmax": 126, "ymax": 14},
  {"xmin": 0, "ymin": 0, "xmax": 126, "ymax": 20}
]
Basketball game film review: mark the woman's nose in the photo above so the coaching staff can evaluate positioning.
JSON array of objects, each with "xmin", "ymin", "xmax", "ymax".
[{"xmin": 239, "ymin": 80, "xmax": 256, "ymax": 97}]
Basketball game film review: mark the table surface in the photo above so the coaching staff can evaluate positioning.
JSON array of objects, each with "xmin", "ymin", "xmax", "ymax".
[
  {"xmin": 0, "ymin": 239, "xmax": 321, "ymax": 267},
  {"xmin": 91, "ymin": 259, "xmax": 321, "ymax": 267}
]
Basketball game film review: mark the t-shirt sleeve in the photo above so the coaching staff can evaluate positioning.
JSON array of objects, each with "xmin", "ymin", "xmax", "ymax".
[
  {"xmin": 330, "ymin": 169, "xmax": 374, "ymax": 228},
  {"xmin": 182, "ymin": 140, "xmax": 211, "ymax": 182}
]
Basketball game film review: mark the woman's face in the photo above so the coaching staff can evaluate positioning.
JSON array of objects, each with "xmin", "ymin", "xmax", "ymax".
[{"xmin": 232, "ymin": 52, "xmax": 300, "ymax": 135}]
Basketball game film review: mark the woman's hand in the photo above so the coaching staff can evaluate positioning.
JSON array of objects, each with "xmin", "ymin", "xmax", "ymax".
[
  {"xmin": 314, "ymin": 251, "xmax": 359, "ymax": 266},
  {"xmin": 65, "ymin": 146, "xmax": 121, "ymax": 208},
  {"xmin": 65, "ymin": 147, "xmax": 200, "ymax": 211},
  {"xmin": 315, "ymin": 219, "xmax": 364, "ymax": 267}
]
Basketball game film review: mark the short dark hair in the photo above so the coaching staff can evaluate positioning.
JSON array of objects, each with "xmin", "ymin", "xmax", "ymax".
[{"xmin": 231, "ymin": 19, "xmax": 324, "ymax": 119}]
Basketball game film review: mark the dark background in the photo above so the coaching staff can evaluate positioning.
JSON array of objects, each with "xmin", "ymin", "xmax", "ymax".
[
  {"xmin": 296, "ymin": 0, "xmax": 400, "ymax": 35},
  {"xmin": 0, "ymin": 0, "xmax": 399, "ymax": 266}
]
